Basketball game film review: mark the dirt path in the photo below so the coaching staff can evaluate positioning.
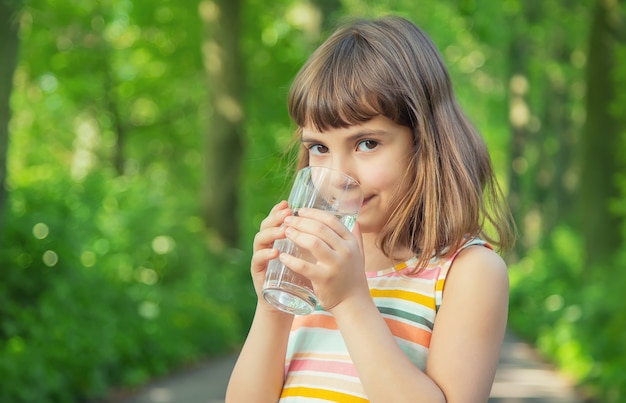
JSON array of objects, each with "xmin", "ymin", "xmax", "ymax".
[
  {"xmin": 118, "ymin": 330, "xmax": 585, "ymax": 403},
  {"xmin": 489, "ymin": 331, "xmax": 584, "ymax": 402}
]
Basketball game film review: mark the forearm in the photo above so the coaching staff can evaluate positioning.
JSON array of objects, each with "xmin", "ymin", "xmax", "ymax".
[
  {"xmin": 332, "ymin": 298, "xmax": 446, "ymax": 403},
  {"xmin": 225, "ymin": 304, "xmax": 293, "ymax": 403}
]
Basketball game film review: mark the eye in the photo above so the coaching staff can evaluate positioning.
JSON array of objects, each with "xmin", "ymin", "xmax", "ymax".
[
  {"xmin": 357, "ymin": 139, "xmax": 378, "ymax": 152},
  {"xmin": 308, "ymin": 144, "xmax": 329, "ymax": 155}
]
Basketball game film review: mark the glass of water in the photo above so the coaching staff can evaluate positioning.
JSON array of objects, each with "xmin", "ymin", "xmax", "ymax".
[{"xmin": 262, "ymin": 166, "xmax": 363, "ymax": 315}]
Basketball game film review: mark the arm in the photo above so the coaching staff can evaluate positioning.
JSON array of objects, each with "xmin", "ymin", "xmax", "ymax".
[
  {"xmin": 225, "ymin": 304, "xmax": 293, "ymax": 402},
  {"xmin": 331, "ymin": 294, "xmax": 446, "ymax": 402},
  {"xmin": 334, "ymin": 246, "xmax": 508, "ymax": 402},
  {"xmin": 425, "ymin": 246, "xmax": 509, "ymax": 402},
  {"xmin": 225, "ymin": 201, "xmax": 295, "ymax": 402},
  {"xmin": 281, "ymin": 209, "xmax": 508, "ymax": 402}
]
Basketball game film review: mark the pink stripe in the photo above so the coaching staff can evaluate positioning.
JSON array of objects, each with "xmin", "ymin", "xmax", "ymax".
[
  {"xmin": 289, "ymin": 359, "xmax": 359, "ymax": 377},
  {"xmin": 380, "ymin": 267, "xmax": 442, "ymax": 280},
  {"xmin": 409, "ymin": 267, "xmax": 441, "ymax": 280}
]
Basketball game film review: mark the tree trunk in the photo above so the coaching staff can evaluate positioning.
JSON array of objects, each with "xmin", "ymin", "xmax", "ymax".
[
  {"xmin": 506, "ymin": 3, "xmax": 538, "ymax": 257},
  {"xmin": 0, "ymin": 1, "xmax": 21, "ymax": 237},
  {"xmin": 103, "ymin": 59, "xmax": 126, "ymax": 176},
  {"xmin": 536, "ymin": 20, "xmax": 579, "ymax": 234},
  {"xmin": 200, "ymin": 0, "xmax": 244, "ymax": 249},
  {"xmin": 316, "ymin": 0, "xmax": 342, "ymax": 31},
  {"xmin": 580, "ymin": 0, "xmax": 624, "ymax": 267}
]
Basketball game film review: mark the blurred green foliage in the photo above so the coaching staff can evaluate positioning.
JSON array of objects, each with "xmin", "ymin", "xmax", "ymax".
[
  {"xmin": 1, "ymin": 0, "xmax": 625, "ymax": 402},
  {"xmin": 0, "ymin": 171, "xmax": 243, "ymax": 401},
  {"xmin": 509, "ymin": 226, "xmax": 626, "ymax": 402}
]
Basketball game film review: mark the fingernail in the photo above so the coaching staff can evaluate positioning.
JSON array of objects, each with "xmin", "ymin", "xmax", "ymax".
[
  {"xmin": 284, "ymin": 216, "xmax": 293, "ymax": 223},
  {"xmin": 285, "ymin": 228, "xmax": 295, "ymax": 237}
]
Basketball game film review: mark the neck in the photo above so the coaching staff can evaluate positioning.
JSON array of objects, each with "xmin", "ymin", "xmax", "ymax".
[{"xmin": 361, "ymin": 233, "xmax": 413, "ymax": 272}]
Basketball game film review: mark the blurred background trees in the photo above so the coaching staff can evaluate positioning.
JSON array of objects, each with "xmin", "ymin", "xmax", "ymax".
[
  {"xmin": 0, "ymin": 0, "xmax": 624, "ymax": 401},
  {"xmin": 202, "ymin": 0, "xmax": 244, "ymax": 248}
]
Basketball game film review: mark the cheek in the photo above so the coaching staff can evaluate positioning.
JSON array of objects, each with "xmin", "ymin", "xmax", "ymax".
[{"xmin": 365, "ymin": 165, "xmax": 405, "ymax": 196}]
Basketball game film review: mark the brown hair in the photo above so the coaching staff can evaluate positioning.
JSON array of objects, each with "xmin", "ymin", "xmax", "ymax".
[{"xmin": 287, "ymin": 16, "xmax": 515, "ymax": 267}]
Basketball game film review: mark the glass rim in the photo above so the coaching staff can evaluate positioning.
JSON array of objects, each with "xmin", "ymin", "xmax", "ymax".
[{"xmin": 301, "ymin": 165, "xmax": 361, "ymax": 186}]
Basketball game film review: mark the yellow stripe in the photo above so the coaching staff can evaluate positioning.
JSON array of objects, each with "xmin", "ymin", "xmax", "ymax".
[
  {"xmin": 435, "ymin": 278, "xmax": 446, "ymax": 292},
  {"xmin": 393, "ymin": 261, "xmax": 409, "ymax": 270},
  {"xmin": 290, "ymin": 352, "xmax": 351, "ymax": 362},
  {"xmin": 281, "ymin": 386, "xmax": 369, "ymax": 402},
  {"xmin": 370, "ymin": 288, "xmax": 435, "ymax": 310},
  {"xmin": 285, "ymin": 374, "xmax": 365, "ymax": 396}
]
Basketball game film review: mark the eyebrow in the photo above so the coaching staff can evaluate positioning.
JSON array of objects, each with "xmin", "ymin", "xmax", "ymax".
[{"xmin": 301, "ymin": 129, "xmax": 391, "ymax": 144}]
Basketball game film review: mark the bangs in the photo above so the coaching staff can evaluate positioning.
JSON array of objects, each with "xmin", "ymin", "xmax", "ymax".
[{"xmin": 288, "ymin": 25, "xmax": 412, "ymax": 132}]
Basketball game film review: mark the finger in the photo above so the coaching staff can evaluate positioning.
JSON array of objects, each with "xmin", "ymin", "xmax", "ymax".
[
  {"xmin": 284, "ymin": 226, "xmax": 338, "ymax": 264},
  {"xmin": 253, "ymin": 225, "xmax": 286, "ymax": 251},
  {"xmin": 259, "ymin": 201, "xmax": 290, "ymax": 229},
  {"xmin": 269, "ymin": 200, "xmax": 289, "ymax": 217},
  {"xmin": 285, "ymin": 211, "xmax": 342, "ymax": 243},
  {"xmin": 287, "ymin": 213, "xmax": 342, "ymax": 241},
  {"xmin": 284, "ymin": 213, "xmax": 347, "ymax": 256},
  {"xmin": 278, "ymin": 252, "xmax": 313, "ymax": 278},
  {"xmin": 295, "ymin": 208, "xmax": 353, "ymax": 238},
  {"xmin": 251, "ymin": 247, "xmax": 280, "ymax": 274},
  {"xmin": 254, "ymin": 203, "xmax": 291, "ymax": 252}
]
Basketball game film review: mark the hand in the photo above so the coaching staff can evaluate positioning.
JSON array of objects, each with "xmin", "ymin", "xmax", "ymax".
[
  {"xmin": 279, "ymin": 208, "xmax": 369, "ymax": 312},
  {"xmin": 250, "ymin": 201, "xmax": 291, "ymax": 307}
]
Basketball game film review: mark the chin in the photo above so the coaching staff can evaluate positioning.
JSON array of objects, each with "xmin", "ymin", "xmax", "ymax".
[{"xmin": 355, "ymin": 222, "xmax": 379, "ymax": 234}]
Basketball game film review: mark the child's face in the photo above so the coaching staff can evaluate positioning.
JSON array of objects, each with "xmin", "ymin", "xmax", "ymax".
[{"xmin": 301, "ymin": 115, "xmax": 414, "ymax": 234}]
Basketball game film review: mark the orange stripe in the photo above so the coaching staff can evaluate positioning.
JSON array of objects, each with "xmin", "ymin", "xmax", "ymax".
[
  {"xmin": 281, "ymin": 386, "xmax": 369, "ymax": 402},
  {"xmin": 292, "ymin": 313, "xmax": 338, "ymax": 330},
  {"xmin": 383, "ymin": 317, "xmax": 432, "ymax": 347}
]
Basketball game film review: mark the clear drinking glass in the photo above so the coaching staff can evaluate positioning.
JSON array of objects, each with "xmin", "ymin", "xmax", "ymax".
[{"xmin": 262, "ymin": 166, "xmax": 363, "ymax": 315}]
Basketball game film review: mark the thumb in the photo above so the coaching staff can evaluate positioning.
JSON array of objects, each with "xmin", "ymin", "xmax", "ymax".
[{"xmin": 351, "ymin": 222, "xmax": 364, "ymax": 254}]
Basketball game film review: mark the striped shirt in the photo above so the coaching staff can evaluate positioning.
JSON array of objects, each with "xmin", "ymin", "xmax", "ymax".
[{"xmin": 280, "ymin": 238, "xmax": 490, "ymax": 402}]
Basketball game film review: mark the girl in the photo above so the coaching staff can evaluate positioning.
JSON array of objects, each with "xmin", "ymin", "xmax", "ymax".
[{"xmin": 226, "ymin": 15, "xmax": 515, "ymax": 403}]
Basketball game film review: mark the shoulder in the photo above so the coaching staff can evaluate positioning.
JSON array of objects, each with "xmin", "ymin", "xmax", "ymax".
[
  {"xmin": 437, "ymin": 240, "xmax": 508, "ymax": 287},
  {"xmin": 426, "ymin": 245, "xmax": 509, "ymax": 401},
  {"xmin": 442, "ymin": 244, "xmax": 509, "ymax": 307},
  {"xmin": 450, "ymin": 244, "xmax": 508, "ymax": 283},
  {"xmin": 433, "ymin": 241, "xmax": 508, "ymax": 312}
]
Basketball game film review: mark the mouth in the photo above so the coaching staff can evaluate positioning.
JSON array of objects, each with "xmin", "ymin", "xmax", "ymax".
[{"xmin": 362, "ymin": 195, "xmax": 374, "ymax": 208}]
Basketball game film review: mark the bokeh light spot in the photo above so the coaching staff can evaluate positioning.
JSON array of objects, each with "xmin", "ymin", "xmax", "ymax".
[
  {"xmin": 33, "ymin": 222, "xmax": 49, "ymax": 239},
  {"xmin": 81, "ymin": 251, "xmax": 97, "ymax": 267},
  {"xmin": 152, "ymin": 235, "xmax": 175, "ymax": 255},
  {"xmin": 43, "ymin": 250, "xmax": 59, "ymax": 267}
]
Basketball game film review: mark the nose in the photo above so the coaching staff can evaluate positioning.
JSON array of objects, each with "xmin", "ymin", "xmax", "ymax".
[
  {"xmin": 314, "ymin": 167, "xmax": 361, "ymax": 213},
  {"xmin": 330, "ymin": 157, "xmax": 357, "ymax": 185},
  {"xmin": 328, "ymin": 161, "xmax": 361, "ymax": 210}
]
